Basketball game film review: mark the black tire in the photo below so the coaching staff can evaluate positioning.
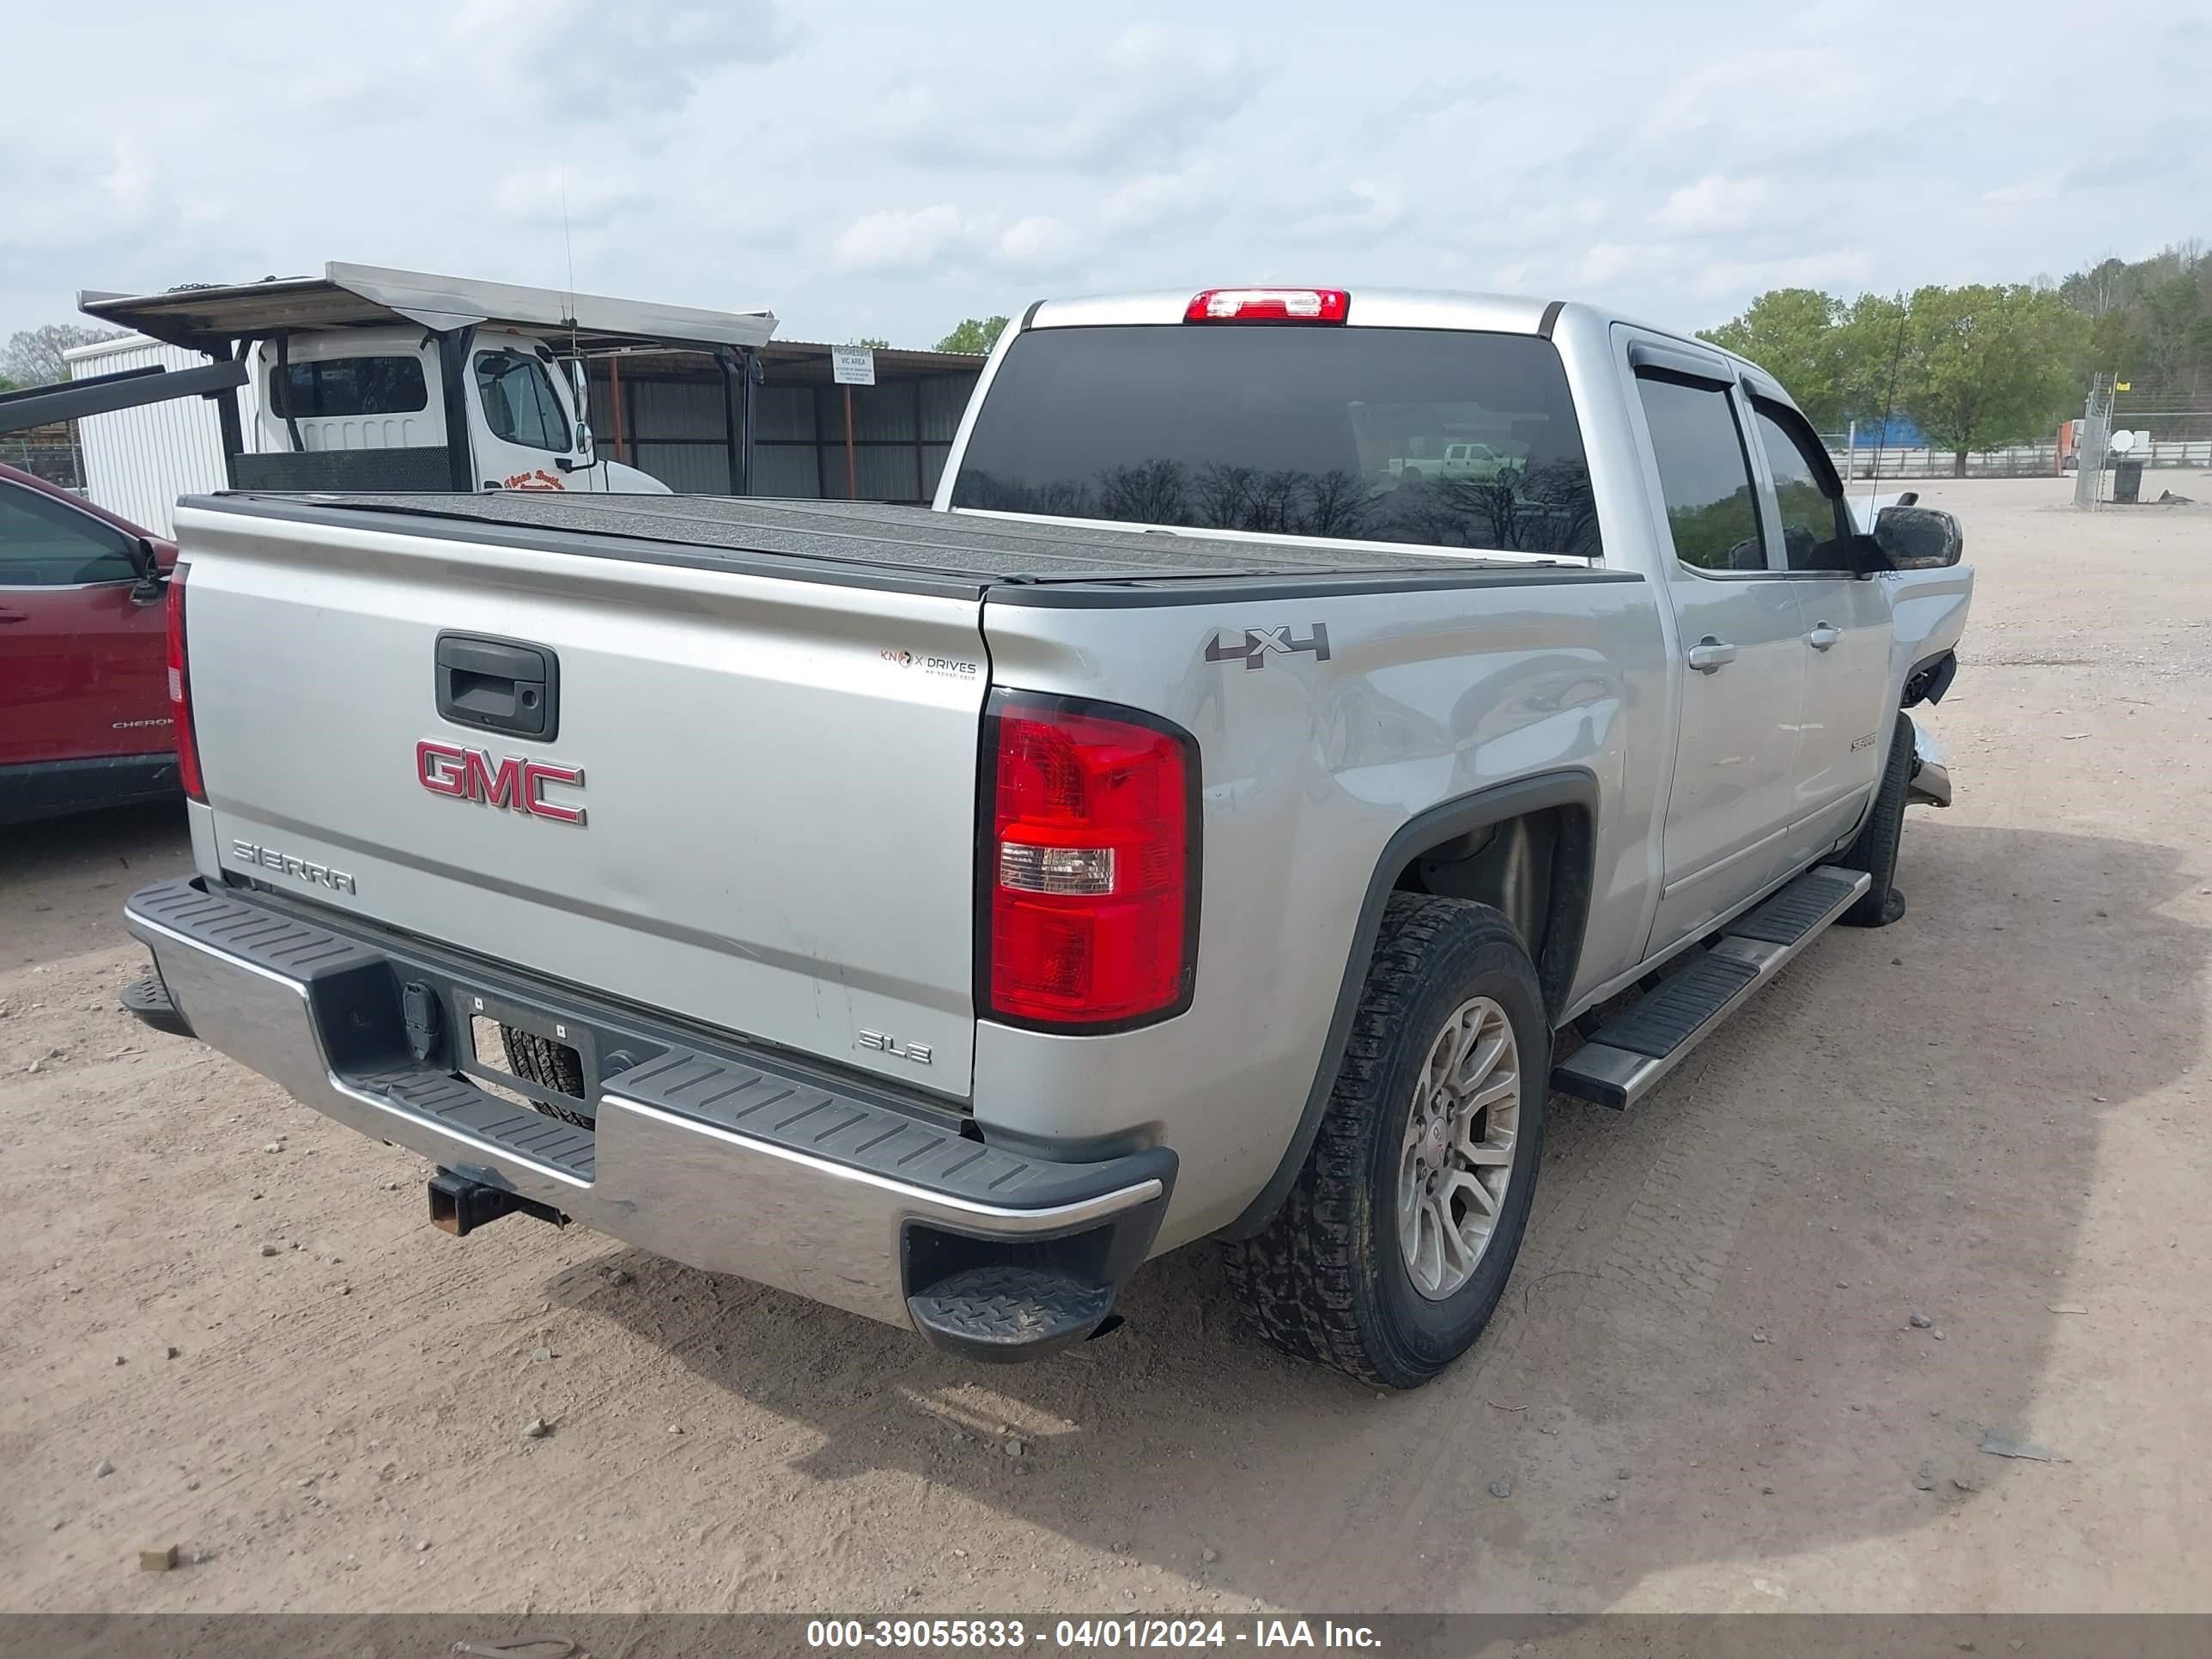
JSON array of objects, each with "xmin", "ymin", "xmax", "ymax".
[
  {"xmin": 1838, "ymin": 711, "xmax": 1914, "ymax": 927},
  {"xmin": 500, "ymin": 1024, "xmax": 586, "ymax": 1098},
  {"xmin": 1222, "ymin": 895, "xmax": 1549, "ymax": 1389}
]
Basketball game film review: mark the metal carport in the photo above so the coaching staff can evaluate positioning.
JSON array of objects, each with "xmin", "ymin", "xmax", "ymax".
[
  {"xmin": 583, "ymin": 342, "xmax": 982, "ymax": 506},
  {"xmin": 69, "ymin": 263, "xmax": 779, "ymax": 493}
]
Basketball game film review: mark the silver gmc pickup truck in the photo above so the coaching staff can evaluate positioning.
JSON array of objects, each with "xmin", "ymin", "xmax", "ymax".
[{"xmin": 122, "ymin": 287, "xmax": 1970, "ymax": 1387}]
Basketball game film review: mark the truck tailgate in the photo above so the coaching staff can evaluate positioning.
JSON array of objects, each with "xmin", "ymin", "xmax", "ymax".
[{"xmin": 174, "ymin": 500, "xmax": 989, "ymax": 1095}]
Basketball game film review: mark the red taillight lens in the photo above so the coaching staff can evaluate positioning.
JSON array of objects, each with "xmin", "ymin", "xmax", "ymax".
[
  {"xmin": 984, "ymin": 694, "xmax": 1198, "ymax": 1030},
  {"xmin": 165, "ymin": 564, "xmax": 204, "ymax": 802},
  {"xmin": 1184, "ymin": 287, "xmax": 1350, "ymax": 324}
]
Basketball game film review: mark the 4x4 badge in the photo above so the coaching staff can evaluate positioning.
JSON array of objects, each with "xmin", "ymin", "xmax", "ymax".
[{"xmin": 1206, "ymin": 623, "xmax": 1331, "ymax": 672}]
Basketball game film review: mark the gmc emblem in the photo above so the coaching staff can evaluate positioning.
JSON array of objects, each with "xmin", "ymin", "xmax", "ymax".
[{"xmin": 416, "ymin": 739, "xmax": 586, "ymax": 825}]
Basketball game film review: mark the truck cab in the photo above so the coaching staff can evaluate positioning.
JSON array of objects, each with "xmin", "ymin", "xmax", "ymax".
[
  {"xmin": 252, "ymin": 326, "xmax": 667, "ymax": 495},
  {"xmin": 67, "ymin": 263, "xmax": 779, "ymax": 500}
]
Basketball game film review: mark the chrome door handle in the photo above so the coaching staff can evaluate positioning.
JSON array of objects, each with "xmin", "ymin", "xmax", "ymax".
[
  {"xmin": 1808, "ymin": 623, "xmax": 1841, "ymax": 651},
  {"xmin": 1686, "ymin": 636, "xmax": 1736, "ymax": 673}
]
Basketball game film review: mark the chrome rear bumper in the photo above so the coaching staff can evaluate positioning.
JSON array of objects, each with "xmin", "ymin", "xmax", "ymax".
[
  {"xmin": 125, "ymin": 878, "xmax": 1170, "ymax": 1351},
  {"xmin": 1909, "ymin": 724, "xmax": 1952, "ymax": 807}
]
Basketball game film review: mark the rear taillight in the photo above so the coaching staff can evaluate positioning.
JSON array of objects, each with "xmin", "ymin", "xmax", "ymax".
[
  {"xmin": 1184, "ymin": 287, "xmax": 1350, "ymax": 324},
  {"xmin": 165, "ymin": 564, "xmax": 204, "ymax": 802},
  {"xmin": 982, "ymin": 692, "xmax": 1199, "ymax": 1030}
]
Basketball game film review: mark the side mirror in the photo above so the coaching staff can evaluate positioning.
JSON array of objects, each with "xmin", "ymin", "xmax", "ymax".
[
  {"xmin": 1871, "ymin": 504, "xmax": 1963, "ymax": 571},
  {"xmin": 568, "ymin": 359, "xmax": 596, "ymax": 466},
  {"xmin": 125, "ymin": 537, "xmax": 168, "ymax": 606}
]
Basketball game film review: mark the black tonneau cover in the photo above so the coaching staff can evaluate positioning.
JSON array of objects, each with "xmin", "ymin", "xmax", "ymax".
[{"xmin": 185, "ymin": 490, "xmax": 1628, "ymax": 605}]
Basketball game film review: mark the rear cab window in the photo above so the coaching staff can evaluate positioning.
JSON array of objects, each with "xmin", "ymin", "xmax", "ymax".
[
  {"xmin": 950, "ymin": 325, "xmax": 1600, "ymax": 557},
  {"xmin": 269, "ymin": 356, "xmax": 428, "ymax": 418}
]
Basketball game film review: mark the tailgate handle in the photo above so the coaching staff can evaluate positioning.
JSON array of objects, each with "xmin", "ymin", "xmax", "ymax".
[{"xmin": 435, "ymin": 633, "xmax": 559, "ymax": 740}]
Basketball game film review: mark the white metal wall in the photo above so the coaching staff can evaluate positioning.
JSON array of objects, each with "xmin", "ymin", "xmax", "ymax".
[{"xmin": 64, "ymin": 333, "xmax": 262, "ymax": 537}]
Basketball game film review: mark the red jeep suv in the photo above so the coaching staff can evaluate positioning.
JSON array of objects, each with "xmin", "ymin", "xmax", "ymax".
[{"xmin": 0, "ymin": 461, "xmax": 179, "ymax": 824}]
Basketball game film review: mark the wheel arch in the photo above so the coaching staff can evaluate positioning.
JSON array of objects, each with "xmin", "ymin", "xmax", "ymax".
[{"xmin": 1217, "ymin": 769, "xmax": 1598, "ymax": 1241}]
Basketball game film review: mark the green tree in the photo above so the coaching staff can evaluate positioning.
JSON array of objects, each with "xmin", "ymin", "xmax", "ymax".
[
  {"xmin": 1894, "ymin": 284, "xmax": 2087, "ymax": 476},
  {"xmin": 2058, "ymin": 256, "xmax": 2130, "ymax": 321},
  {"xmin": 2135, "ymin": 272, "xmax": 2212, "ymax": 384},
  {"xmin": 2054, "ymin": 240, "xmax": 2212, "ymax": 399},
  {"xmin": 1702, "ymin": 289, "xmax": 1920, "ymax": 434},
  {"xmin": 1699, "ymin": 289, "xmax": 1849, "ymax": 427},
  {"xmin": 2083, "ymin": 308, "xmax": 2145, "ymax": 382},
  {"xmin": 934, "ymin": 315, "xmax": 1009, "ymax": 356},
  {"xmin": 850, "ymin": 337, "xmax": 891, "ymax": 349},
  {"xmin": 1835, "ymin": 292, "xmax": 1912, "ymax": 428}
]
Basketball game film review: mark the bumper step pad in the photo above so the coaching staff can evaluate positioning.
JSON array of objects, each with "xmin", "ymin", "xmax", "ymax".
[
  {"xmin": 119, "ymin": 974, "xmax": 195, "ymax": 1040},
  {"xmin": 1553, "ymin": 864, "xmax": 1870, "ymax": 1110},
  {"xmin": 352, "ymin": 1061, "xmax": 598, "ymax": 1182},
  {"xmin": 907, "ymin": 1266, "xmax": 1117, "ymax": 1362}
]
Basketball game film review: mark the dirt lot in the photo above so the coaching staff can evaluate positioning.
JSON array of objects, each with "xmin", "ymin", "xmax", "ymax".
[{"xmin": 5, "ymin": 476, "xmax": 2211, "ymax": 1616}]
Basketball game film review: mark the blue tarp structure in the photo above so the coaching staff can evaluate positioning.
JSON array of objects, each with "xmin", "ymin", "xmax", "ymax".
[{"xmin": 1844, "ymin": 415, "xmax": 1927, "ymax": 448}]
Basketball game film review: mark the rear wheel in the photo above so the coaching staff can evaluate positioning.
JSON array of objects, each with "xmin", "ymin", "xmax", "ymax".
[
  {"xmin": 1838, "ymin": 711, "xmax": 1914, "ymax": 927},
  {"xmin": 1223, "ymin": 895, "xmax": 1549, "ymax": 1389}
]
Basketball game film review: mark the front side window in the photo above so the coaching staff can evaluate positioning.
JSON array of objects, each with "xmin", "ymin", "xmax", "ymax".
[
  {"xmin": 1753, "ymin": 401, "xmax": 1856, "ymax": 573},
  {"xmin": 474, "ymin": 349, "xmax": 570, "ymax": 453},
  {"xmin": 0, "ymin": 482, "xmax": 138, "ymax": 586},
  {"xmin": 949, "ymin": 325, "xmax": 1599, "ymax": 556},
  {"xmin": 268, "ymin": 356, "xmax": 428, "ymax": 418},
  {"xmin": 1635, "ymin": 373, "xmax": 1766, "ymax": 574}
]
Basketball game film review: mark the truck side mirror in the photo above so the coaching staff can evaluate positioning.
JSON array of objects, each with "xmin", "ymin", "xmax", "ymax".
[
  {"xmin": 568, "ymin": 359, "xmax": 596, "ymax": 467},
  {"xmin": 1871, "ymin": 504, "xmax": 1964, "ymax": 570}
]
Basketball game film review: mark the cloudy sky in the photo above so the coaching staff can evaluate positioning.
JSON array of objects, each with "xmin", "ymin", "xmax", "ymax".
[{"xmin": 4, "ymin": 0, "xmax": 2206, "ymax": 351}]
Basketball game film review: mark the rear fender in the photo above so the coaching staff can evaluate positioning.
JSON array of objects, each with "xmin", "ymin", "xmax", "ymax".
[{"xmin": 1216, "ymin": 769, "xmax": 1598, "ymax": 1241}]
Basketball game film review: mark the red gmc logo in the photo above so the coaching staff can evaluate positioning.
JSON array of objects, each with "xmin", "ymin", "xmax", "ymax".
[{"xmin": 416, "ymin": 740, "xmax": 586, "ymax": 825}]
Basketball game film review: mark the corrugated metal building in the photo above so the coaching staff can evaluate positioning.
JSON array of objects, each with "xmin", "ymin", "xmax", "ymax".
[
  {"xmin": 64, "ymin": 331, "xmax": 982, "ymax": 535},
  {"xmin": 64, "ymin": 333, "xmax": 267, "ymax": 536}
]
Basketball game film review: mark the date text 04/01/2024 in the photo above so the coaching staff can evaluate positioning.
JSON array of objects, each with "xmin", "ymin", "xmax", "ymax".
[{"xmin": 804, "ymin": 1620, "xmax": 1384, "ymax": 1650}]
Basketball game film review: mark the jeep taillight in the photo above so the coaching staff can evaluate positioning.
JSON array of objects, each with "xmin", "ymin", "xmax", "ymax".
[
  {"xmin": 165, "ymin": 563, "xmax": 204, "ymax": 802},
  {"xmin": 982, "ymin": 692, "xmax": 1198, "ymax": 1030}
]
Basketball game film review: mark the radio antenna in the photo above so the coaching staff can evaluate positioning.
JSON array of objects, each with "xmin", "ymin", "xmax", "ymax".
[
  {"xmin": 560, "ymin": 170, "xmax": 583, "ymax": 419},
  {"xmin": 560, "ymin": 169, "xmax": 578, "ymax": 319},
  {"xmin": 1867, "ymin": 293, "xmax": 1908, "ymax": 517}
]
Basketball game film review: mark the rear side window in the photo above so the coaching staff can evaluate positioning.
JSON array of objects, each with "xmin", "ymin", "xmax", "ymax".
[
  {"xmin": 1752, "ymin": 400, "xmax": 1855, "ymax": 572},
  {"xmin": 1635, "ymin": 373, "xmax": 1765, "ymax": 573},
  {"xmin": 268, "ymin": 356, "xmax": 428, "ymax": 418},
  {"xmin": 475, "ymin": 349, "xmax": 570, "ymax": 453},
  {"xmin": 0, "ymin": 481, "xmax": 138, "ymax": 585},
  {"xmin": 950, "ymin": 325, "xmax": 1600, "ymax": 556}
]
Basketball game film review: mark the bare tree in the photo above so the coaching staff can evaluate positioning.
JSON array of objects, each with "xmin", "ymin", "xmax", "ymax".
[
  {"xmin": 2058, "ymin": 257, "xmax": 2129, "ymax": 320},
  {"xmin": 2, "ymin": 323, "xmax": 127, "ymax": 387}
]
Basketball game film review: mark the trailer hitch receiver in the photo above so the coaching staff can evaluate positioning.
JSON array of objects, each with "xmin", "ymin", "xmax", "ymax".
[{"xmin": 428, "ymin": 1170, "xmax": 568, "ymax": 1237}]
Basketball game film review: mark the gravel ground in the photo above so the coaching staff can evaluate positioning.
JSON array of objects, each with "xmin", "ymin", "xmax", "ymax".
[{"xmin": 3, "ymin": 475, "xmax": 2210, "ymax": 1614}]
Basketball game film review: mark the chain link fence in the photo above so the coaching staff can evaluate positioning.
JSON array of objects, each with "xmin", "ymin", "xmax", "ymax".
[{"xmin": 0, "ymin": 431, "xmax": 87, "ymax": 490}]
